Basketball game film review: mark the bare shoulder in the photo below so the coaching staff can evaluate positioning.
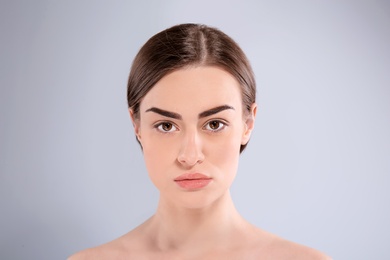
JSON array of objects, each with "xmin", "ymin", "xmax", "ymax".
[
  {"xmin": 244, "ymin": 227, "xmax": 330, "ymax": 260},
  {"xmin": 67, "ymin": 240, "xmax": 127, "ymax": 260},
  {"xmin": 67, "ymin": 247, "xmax": 103, "ymax": 260},
  {"xmin": 67, "ymin": 230, "xmax": 144, "ymax": 260},
  {"xmin": 264, "ymin": 234, "xmax": 331, "ymax": 260}
]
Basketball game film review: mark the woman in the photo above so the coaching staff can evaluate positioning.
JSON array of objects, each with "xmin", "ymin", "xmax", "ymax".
[{"xmin": 70, "ymin": 23, "xmax": 330, "ymax": 259}]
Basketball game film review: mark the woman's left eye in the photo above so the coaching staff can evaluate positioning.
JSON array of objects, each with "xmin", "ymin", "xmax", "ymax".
[{"xmin": 204, "ymin": 120, "xmax": 226, "ymax": 132}]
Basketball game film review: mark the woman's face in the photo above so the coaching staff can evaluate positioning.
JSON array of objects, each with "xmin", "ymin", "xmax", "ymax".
[{"xmin": 131, "ymin": 66, "xmax": 256, "ymax": 208}]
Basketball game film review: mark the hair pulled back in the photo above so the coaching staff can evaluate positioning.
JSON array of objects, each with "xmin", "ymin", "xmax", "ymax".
[{"xmin": 127, "ymin": 23, "xmax": 256, "ymax": 152}]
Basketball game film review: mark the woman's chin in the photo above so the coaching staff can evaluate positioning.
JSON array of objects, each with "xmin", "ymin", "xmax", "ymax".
[{"xmin": 161, "ymin": 189, "xmax": 230, "ymax": 210}]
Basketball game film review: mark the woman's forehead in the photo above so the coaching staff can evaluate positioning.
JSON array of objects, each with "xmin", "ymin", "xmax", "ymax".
[{"xmin": 139, "ymin": 66, "xmax": 243, "ymax": 113}]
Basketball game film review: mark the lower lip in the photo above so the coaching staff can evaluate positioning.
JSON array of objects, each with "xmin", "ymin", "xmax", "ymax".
[{"xmin": 175, "ymin": 179, "xmax": 212, "ymax": 190}]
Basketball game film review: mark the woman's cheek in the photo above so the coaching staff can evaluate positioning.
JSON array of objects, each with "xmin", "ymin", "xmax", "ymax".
[
  {"xmin": 142, "ymin": 134, "xmax": 178, "ymax": 184},
  {"xmin": 206, "ymin": 132, "xmax": 241, "ymax": 171}
]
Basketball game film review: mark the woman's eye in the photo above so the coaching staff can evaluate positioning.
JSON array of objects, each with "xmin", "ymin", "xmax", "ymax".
[
  {"xmin": 156, "ymin": 122, "xmax": 177, "ymax": 133},
  {"xmin": 205, "ymin": 120, "xmax": 226, "ymax": 132}
]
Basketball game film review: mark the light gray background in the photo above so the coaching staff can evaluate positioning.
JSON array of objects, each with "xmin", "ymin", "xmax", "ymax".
[{"xmin": 1, "ymin": 1, "xmax": 389, "ymax": 259}]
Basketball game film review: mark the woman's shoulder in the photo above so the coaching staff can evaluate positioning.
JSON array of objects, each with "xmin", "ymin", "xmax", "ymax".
[
  {"xmin": 67, "ymin": 230, "xmax": 143, "ymax": 260},
  {"xmin": 67, "ymin": 247, "xmax": 103, "ymax": 260},
  {"xmin": 67, "ymin": 240, "xmax": 127, "ymax": 260},
  {"xmin": 253, "ymin": 229, "xmax": 331, "ymax": 260},
  {"xmin": 268, "ymin": 238, "xmax": 331, "ymax": 259}
]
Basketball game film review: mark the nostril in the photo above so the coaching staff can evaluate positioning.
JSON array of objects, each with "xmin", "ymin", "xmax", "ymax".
[
  {"xmin": 177, "ymin": 153, "xmax": 203, "ymax": 166},
  {"xmin": 177, "ymin": 148, "xmax": 204, "ymax": 166},
  {"xmin": 177, "ymin": 132, "xmax": 204, "ymax": 166}
]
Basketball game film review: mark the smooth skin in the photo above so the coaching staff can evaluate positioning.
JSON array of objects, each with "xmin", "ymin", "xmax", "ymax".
[{"xmin": 69, "ymin": 66, "xmax": 331, "ymax": 259}]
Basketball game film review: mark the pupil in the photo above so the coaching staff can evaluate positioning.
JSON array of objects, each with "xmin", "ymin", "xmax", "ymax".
[
  {"xmin": 163, "ymin": 123, "xmax": 172, "ymax": 131},
  {"xmin": 210, "ymin": 121, "xmax": 219, "ymax": 129}
]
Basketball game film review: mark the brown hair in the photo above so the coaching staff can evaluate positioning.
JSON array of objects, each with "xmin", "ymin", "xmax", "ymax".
[{"xmin": 127, "ymin": 23, "xmax": 256, "ymax": 152}]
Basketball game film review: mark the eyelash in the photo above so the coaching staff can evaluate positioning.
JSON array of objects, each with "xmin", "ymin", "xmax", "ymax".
[{"xmin": 153, "ymin": 120, "xmax": 228, "ymax": 134}]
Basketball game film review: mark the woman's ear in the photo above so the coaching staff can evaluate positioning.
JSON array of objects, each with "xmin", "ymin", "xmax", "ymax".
[
  {"xmin": 129, "ymin": 108, "xmax": 141, "ymax": 142},
  {"xmin": 241, "ymin": 103, "xmax": 257, "ymax": 145}
]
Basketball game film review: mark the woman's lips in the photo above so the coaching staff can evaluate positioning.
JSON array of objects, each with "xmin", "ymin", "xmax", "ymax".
[{"xmin": 174, "ymin": 173, "xmax": 212, "ymax": 190}]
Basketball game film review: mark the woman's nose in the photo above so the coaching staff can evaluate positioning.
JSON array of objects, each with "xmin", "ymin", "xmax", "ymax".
[{"xmin": 177, "ymin": 131, "xmax": 204, "ymax": 167}]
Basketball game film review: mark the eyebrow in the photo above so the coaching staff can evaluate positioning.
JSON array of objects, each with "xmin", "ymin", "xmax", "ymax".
[
  {"xmin": 145, "ymin": 107, "xmax": 182, "ymax": 119},
  {"xmin": 198, "ymin": 105, "xmax": 235, "ymax": 118},
  {"xmin": 145, "ymin": 105, "xmax": 235, "ymax": 120}
]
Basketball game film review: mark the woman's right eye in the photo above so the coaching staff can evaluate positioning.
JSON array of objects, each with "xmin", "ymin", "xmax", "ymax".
[{"xmin": 155, "ymin": 122, "xmax": 178, "ymax": 133}]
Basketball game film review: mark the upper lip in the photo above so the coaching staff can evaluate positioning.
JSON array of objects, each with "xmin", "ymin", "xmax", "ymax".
[{"xmin": 174, "ymin": 173, "xmax": 211, "ymax": 181}]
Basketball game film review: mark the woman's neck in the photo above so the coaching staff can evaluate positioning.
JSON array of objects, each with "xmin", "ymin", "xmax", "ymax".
[{"xmin": 145, "ymin": 190, "xmax": 248, "ymax": 253}]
